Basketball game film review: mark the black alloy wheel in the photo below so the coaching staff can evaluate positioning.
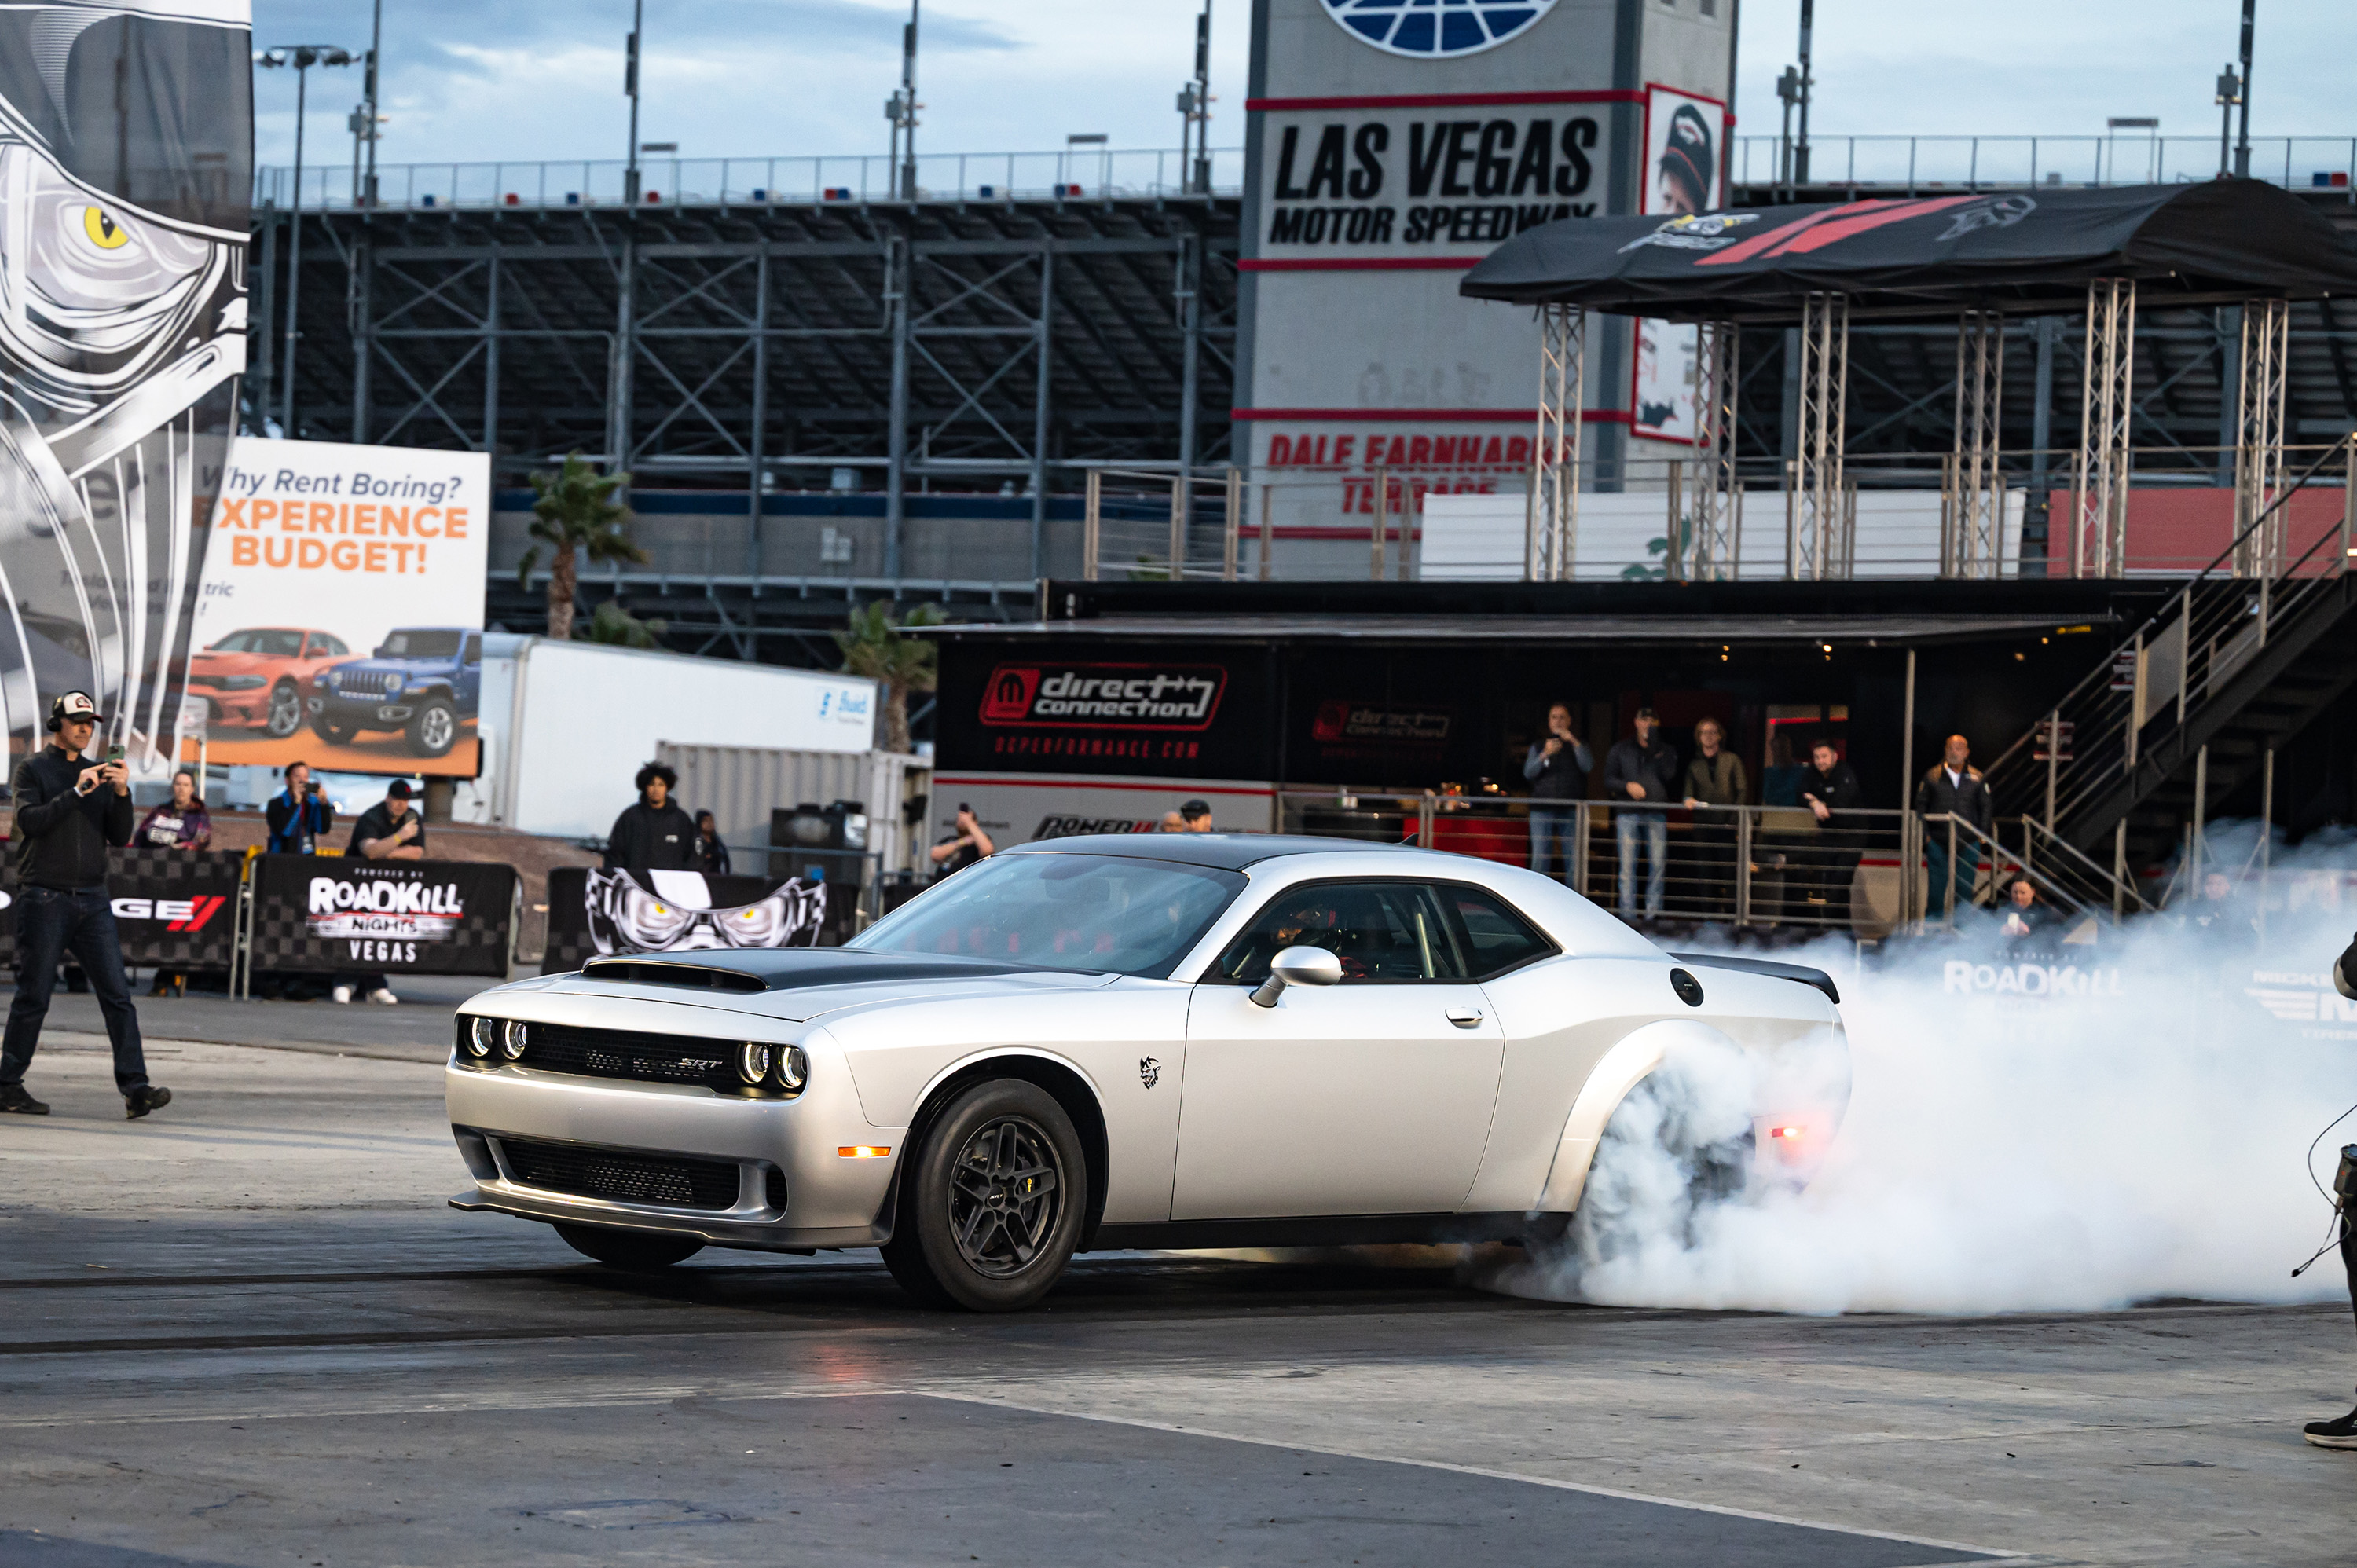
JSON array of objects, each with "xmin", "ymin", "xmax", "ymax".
[
  {"xmin": 552, "ymin": 1222, "xmax": 706, "ymax": 1272},
  {"xmin": 265, "ymin": 682, "xmax": 302, "ymax": 738},
  {"xmin": 881, "ymin": 1079, "xmax": 1085, "ymax": 1312}
]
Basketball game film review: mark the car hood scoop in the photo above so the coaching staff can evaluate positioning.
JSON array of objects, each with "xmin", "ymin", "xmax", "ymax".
[{"xmin": 577, "ymin": 950, "xmax": 1047, "ymax": 995}]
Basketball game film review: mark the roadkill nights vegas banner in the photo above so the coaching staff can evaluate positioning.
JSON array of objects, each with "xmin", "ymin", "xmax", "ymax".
[
  {"xmin": 248, "ymin": 855, "xmax": 518, "ymax": 977},
  {"xmin": 0, "ymin": 1, "xmax": 251, "ymax": 768}
]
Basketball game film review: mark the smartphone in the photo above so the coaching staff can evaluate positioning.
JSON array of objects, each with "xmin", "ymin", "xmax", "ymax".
[
  {"xmin": 105, "ymin": 745, "xmax": 123, "ymax": 764},
  {"xmin": 959, "ymin": 802, "xmax": 971, "ymax": 814}
]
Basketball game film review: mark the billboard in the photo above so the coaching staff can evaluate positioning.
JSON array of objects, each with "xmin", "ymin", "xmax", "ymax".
[
  {"xmin": 185, "ymin": 438, "xmax": 492, "ymax": 775},
  {"xmin": 0, "ymin": 1, "xmax": 251, "ymax": 769},
  {"xmin": 1631, "ymin": 84, "xmax": 1728, "ymax": 445},
  {"xmin": 936, "ymin": 646, "xmax": 1274, "ymax": 780}
]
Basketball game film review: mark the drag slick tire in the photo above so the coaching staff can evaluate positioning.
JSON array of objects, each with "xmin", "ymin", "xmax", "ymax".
[
  {"xmin": 553, "ymin": 1222, "xmax": 705, "ymax": 1272},
  {"xmin": 882, "ymin": 1079, "xmax": 1085, "ymax": 1312}
]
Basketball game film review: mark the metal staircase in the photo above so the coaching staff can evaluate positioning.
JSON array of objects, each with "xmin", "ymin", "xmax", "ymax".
[{"xmin": 1985, "ymin": 437, "xmax": 2357, "ymax": 886}]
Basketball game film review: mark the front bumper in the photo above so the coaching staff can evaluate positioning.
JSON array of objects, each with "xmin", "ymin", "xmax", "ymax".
[
  {"xmin": 311, "ymin": 694, "xmax": 414, "ymax": 724},
  {"xmin": 192, "ymin": 691, "xmax": 269, "ymax": 725},
  {"xmin": 445, "ymin": 1059, "xmax": 905, "ymax": 1254}
]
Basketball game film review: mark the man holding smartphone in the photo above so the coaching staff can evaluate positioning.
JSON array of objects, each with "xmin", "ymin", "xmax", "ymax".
[
  {"xmin": 0, "ymin": 692, "xmax": 169, "ymax": 1119},
  {"xmin": 266, "ymin": 760, "xmax": 333, "ymax": 854}
]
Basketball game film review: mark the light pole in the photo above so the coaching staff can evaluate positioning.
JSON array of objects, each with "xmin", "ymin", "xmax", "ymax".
[
  {"xmin": 885, "ymin": 0, "xmax": 919, "ymax": 200},
  {"xmin": 256, "ymin": 44, "xmax": 354, "ymax": 436},
  {"xmin": 1775, "ymin": 64, "xmax": 1802, "ymax": 192},
  {"xmin": 1792, "ymin": 0, "xmax": 1814, "ymax": 185},
  {"xmin": 361, "ymin": 0, "xmax": 383, "ymax": 208},
  {"xmin": 2216, "ymin": 64, "xmax": 2242, "ymax": 176},
  {"xmin": 624, "ymin": 0, "xmax": 644, "ymax": 203},
  {"xmin": 1176, "ymin": 0, "xmax": 1213, "ymax": 195},
  {"xmin": 2232, "ymin": 0, "xmax": 2255, "ymax": 178}
]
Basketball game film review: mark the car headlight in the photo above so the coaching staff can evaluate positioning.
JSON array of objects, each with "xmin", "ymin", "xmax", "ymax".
[
  {"xmin": 464, "ymin": 1017, "xmax": 494, "ymax": 1058},
  {"xmin": 325, "ymin": 671, "xmax": 342, "ymax": 687},
  {"xmin": 500, "ymin": 1020, "xmax": 529, "ymax": 1061},
  {"xmin": 218, "ymin": 675, "xmax": 267, "ymax": 691},
  {"xmin": 770, "ymin": 1046, "xmax": 809, "ymax": 1094},
  {"xmin": 736, "ymin": 1041, "xmax": 772, "ymax": 1086}
]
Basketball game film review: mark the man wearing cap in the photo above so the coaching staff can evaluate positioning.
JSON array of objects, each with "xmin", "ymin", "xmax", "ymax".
[
  {"xmin": 1179, "ymin": 800, "xmax": 1215, "ymax": 833},
  {"xmin": 332, "ymin": 780, "xmax": 426, "ymax": 1005},
  {"xmin": 0, "ymin": 693, "xmax": 170, "ymax": 1119}
]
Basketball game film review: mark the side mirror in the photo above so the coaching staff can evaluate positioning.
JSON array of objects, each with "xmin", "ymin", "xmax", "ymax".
[{"xmin": 1249, "ymin": 944, "xmax": 1343, "ymax": 1009}]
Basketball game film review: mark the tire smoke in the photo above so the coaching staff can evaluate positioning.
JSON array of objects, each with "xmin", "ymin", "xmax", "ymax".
[{"xmin": 1485, "ymin": 823, "xmax": 2357, "ymax": 1316}]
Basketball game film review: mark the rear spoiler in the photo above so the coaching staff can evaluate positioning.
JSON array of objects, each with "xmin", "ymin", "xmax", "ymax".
[{"xmin": 1669, "ymin": 951, "xmax": 1841, "ymax": 1006}]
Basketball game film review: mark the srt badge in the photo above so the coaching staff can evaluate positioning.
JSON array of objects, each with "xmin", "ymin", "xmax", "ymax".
[{"xmin": 1138, "ymin": 1056, "xmax": 1161, "ymax": 1089}]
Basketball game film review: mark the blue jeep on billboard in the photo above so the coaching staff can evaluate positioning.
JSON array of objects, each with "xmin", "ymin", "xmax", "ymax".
[{"xmin": 310, "ymin": 627, "xmax": 482, "ymax": 758}]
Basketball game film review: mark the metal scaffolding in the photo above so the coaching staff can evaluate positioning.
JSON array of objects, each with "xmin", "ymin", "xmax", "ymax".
[
  {"xmin": 1527, "ymin": 303, "xmax": 1584, "ymax": 582},
  {"xmin": 2231, "ymin": 295, "xmax": 2289, "ymax": 577},
  {"xmin": 1685, "ymin": 318, "xmax": 1742, "ymax": 580},
  {"xmin": 1941, "ymin": 309, "xmax": 2006, "ymax": 578},
  {"xmin": 1787, "ymin": 291, "xmax": 1851, "ymax": 581},
  {"xmin": 2070, "ymin": 277, "xmax": 2135, "ymax": 577}
]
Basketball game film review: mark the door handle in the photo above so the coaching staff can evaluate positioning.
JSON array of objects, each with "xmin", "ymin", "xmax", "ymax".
[{"xmin": 1446, "ymin": 1007, "xmax": 1484, "ymax": 1028}]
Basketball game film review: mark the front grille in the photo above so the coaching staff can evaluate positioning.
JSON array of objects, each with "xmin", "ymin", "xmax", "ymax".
[
  {"xmin": 499, "ymin": 1136, "xmax": 741, "ymax": 1211},
  {"xmin": 337, "ymin": 669, "xmax": 401, "ymax": 697},
  {"xmin": 489, "ymin": 1019, "xmax": 738, "ymax": 1090}
]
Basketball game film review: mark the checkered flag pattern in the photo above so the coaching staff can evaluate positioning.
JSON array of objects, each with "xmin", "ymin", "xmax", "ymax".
[
  {"xmin": 246, "ymin": 855, "xmax": 516, "ymax": 978},
  {"xmin": 0, "ymin": 849, "xmax": 244, "ymax": 971}
]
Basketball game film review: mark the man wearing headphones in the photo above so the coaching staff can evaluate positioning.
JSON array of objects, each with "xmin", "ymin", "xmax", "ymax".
[{"xmin": 0, "ymin": 693, "xmax": 169, "ymax": 1119}]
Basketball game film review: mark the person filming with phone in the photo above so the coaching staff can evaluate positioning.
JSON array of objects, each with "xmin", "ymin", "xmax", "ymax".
[
  {"xmin": 930, "ymin": 804, "xmax": 995, "ymax": 879},
  {"xmin": 0, "ymin": 692, "xmax": 170, "ymax": 1120},
  {"xmin": 266, "ymin": 760, "xmax": 334, "ymax": 854}
]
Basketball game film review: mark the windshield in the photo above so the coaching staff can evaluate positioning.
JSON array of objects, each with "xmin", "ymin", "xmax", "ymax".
[
  {"xmin": 377, "ymin": 630, "xmax": 463, "ymax": 658},
  {"xmin": 848, "ymin": 852, "xmax": 1244, "ymax": 979},
  {"xmin": 207, "ymin": 629, "xmax": 302, "ymax": 656}
]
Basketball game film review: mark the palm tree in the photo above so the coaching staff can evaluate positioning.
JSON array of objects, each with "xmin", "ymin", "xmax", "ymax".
[
  {"xmin": 577, "ymin": 599, "xmax": 668, "ymax": 650},
  {"xmin": 519, "ymin": 452, "xmax": 647, "ymax": 641},
  {"xmin": 834, "ymin": 601, "xmax": 944, "ymax": 754}
]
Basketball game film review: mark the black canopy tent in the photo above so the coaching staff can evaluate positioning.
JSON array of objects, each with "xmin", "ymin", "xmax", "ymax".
[
  {"xmin": 1453, "ymin": 180, "xmax": 2357, "ymax": 588},
  {"xmin": 1457, "ymin": 181, "xmax": 2357, "ymax": 321}
]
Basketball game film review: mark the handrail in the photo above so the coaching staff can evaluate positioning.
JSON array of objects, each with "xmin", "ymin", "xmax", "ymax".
[{"xmin": 2018, "ymin": 815, "xmax": 2153, "ymax": 914}]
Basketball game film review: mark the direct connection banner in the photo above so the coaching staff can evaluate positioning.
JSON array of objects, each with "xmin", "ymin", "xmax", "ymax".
[
  {"xmin": 247, "ymin": 855, "xmax": 515, "ymax": 977},
  {"xmin": 541, "ymin": 868, "xmax": 830, "ymax": 973},
  {"xmin": 185, "ymin": 438, "xmax": 492, "ymax": 777},
  {"xmin": 0, "ymin": 850, "xmax": 245, "ymax": 972}
]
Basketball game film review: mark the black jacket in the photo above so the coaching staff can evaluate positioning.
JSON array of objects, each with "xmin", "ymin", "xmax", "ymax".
[
  {"xmin": 1915, "ymin": 763, "xmax": 1993, "ymax": 836},
  {"xmin": 349, "ymin": 801, "xmax": 423, "ymax": 859},
  {"xmin": 11, "ymin": 745, "xmax": 132, "ymax": 890},
  {"xmin": 1602, "ymin": 736, "xmax": 1681, "ymax": 810},
  {"xmin": 1523, "ymin": 737, "xmax": 1593, "ymax": 803},
  {"xmin": 266, "ymin": 789, "xmax": 335, "ymax": 854},
  {"xmin": 1799, "ymin": 761, "xmax": 1866, "ymax": 821},
  {"xmin": 604, "ymin": 799, "xmax": 700, "ymax": 875}
]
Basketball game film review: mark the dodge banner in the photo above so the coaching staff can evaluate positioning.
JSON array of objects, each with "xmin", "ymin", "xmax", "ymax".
[
  {"xmin": 0, "ymin": 850, "xmax": 245, "ymax": 972},
  {"xmin": 247, "ymin": 855, "xmax": 516, "ymax": 977},
  {"xmin": 541, "ymin": 868, "xmax": 833, "ymax": 973}
]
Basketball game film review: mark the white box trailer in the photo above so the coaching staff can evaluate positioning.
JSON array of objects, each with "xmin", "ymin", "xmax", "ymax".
[
  {"xmin": 656, "ymin": 741, "xmax": 930, "ymax": 880},
  {"xmin": 461, "ymin": 636, "xmax": 878, "ymax": 841}
]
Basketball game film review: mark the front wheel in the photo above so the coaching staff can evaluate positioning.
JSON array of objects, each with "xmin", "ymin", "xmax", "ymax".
[
  {"xmin": 881, "ymin": 1079, "xmax": 1085, "ymax": 1311},
  {"xmin": 407, "ymin": 698, "xmax": 456, "ymax": 757},
  {"xmin": 552, "ymin": 1222, "xmax": 705, "ymax": 1272},
  {"xmin": 265, "ymin": 682, "xmax": 302, "ymax": 738}
]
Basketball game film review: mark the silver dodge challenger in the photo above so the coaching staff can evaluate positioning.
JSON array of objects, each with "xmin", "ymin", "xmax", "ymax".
[{"xmin": 448, "ymin": 835, "xmax": 1848, "ymax": 1310}]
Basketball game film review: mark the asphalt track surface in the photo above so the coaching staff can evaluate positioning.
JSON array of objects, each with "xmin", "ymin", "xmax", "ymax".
[{"xmin": 0, "ymin": 991, "xmax": 2350, "ymax": 1566}]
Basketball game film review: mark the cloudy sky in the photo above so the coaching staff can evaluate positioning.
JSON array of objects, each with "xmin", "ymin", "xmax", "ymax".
[{"xmin": 249, "ymin": 0, "xmax": 2357, "ymax": 178}]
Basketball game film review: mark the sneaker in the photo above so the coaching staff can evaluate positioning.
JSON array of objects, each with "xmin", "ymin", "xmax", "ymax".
[
  {"xmin": 331, "ymin": 984, "xmax": 354, "ymax": 1004},
  {"xmin": 2304, "ymin": 1408, "xmax": 2357, "ymax": 1449},
  {"xmin": 124, "ymin": 1086, "xmax": 172, "ymax": 1121},
  {"xmin": 367, "ymin": 988, "xmax": 399, "ymax": 1006},
  {"xmin": 0, "ymin": 1084, "xmax": 49, "ymax": 1116}
]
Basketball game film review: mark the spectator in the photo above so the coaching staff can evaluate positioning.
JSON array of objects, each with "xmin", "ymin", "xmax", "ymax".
[
  {"xmin": 265, "ymin": 760, "xmax": 332, "ymax": 854},
  {"xmin": 2190, "ymin": 870, "xmax": 2256, "ymax": 940},
  {"xmin": 137, "ymin": 769, "xmax": 212, "ymax": 997},
  {"xmin": 1996, "ymin": 875, "xmax": 2058, "ymax": 936},
  {"xmin": 694, "ymin": 810, "xmax": 732, "ymax": 875},
  {"xmin": 1157, "ymin": 811, "xmax": 1187, "ymax": 833},
  {"xmin": 1916, "ymin": 734, "xmax": 1993, "ymax": 921},
  {"xmin": 135, "ymin": 769, "xmax": 211, "ymax": 851},
  {"xmin": 931, "ymin": 804, "xmax": 995, "ymax": 878},
  {"xmin": 1602, "ymin": 707, "xmax": 1679, "ymax": 921},
  {"xmin": 0, "ymin": 692, "xmax": 169, "ymax": 1120},
  {"xmin": 1180, "ymin": 799, "xmax": 1215, "ymax": 833},
  {"xmin": 1523, "ymin": 702, "xmax": 1592, "ymax": 884},
  {"xmin": 604, "ymin": 762, "xmax": 699, "ymax": 877},
  {"xmin": 332, "ymin": 780, "xmax": 424, "ymax": 1006},
  {"xmin": 1681, "ymin": 717, "xmax": 1747, "ymax": 916},
  {"xmin": 1796, "ymin": 739, "xmax": 1865, "ymax": 923}
]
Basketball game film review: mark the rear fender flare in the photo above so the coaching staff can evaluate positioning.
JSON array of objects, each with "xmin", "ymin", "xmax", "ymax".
[{"xmin": 1534, "ymin": 1017, "xmax": 1742, "ymax": 1214}]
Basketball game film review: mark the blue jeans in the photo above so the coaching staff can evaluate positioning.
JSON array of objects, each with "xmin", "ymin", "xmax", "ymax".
[
  {"xmin": 2, "ymin": 885, "xmax": 147, "ymax": 1094},
  {"xmin": 1616, "ymin": 810, "xmax": 1668, "ymax": 918},
  {"xmin": 1528, "ymin": 807, "xmax": 1578, "ymax": 882}
]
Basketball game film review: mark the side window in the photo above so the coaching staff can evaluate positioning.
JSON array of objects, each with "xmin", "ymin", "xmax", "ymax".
[
  {"xmin": 1437, "ymin": 885, "xmax": 1557, "ymax": 979},
  {"xmin": 326, "ymin": 635, "xmax": 350, "ymax": 656},
  {"xmin": 462, "ymin": 632, "xmax": 482, "ymax": 664},
  {"xmin": 1211, "ymin": 881, "xmax": 1469, "ymax": 984}
]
